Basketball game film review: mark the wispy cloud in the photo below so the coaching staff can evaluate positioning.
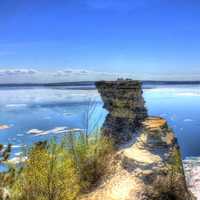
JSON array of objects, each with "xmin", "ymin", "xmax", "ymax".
[
  {"xmin": 0, "ymin": 68, "xmax": 137, "ymax": 83},
  {"xmin": 1, "ymin": 67, "xmax": 200, "ymax": 83},
  {"xmin": 0, "ymin": 69, "xmax": 39, "ymax": 76},
  {"xmin": 54, "ymin": 69, "xmax": 92, "ymax": 76},
  {"xmin": 54, "ymin": 69, "xmax": 135, "ymax": 79}
]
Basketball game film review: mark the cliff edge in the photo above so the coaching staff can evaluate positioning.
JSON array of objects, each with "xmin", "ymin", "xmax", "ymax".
[
  {"xmin": 81, "ymin": 80, "xmax": 195, "ymax": 200},
  {"xmin": 95, "ymin": 80, "xmax": 147, "ymax": 144}
]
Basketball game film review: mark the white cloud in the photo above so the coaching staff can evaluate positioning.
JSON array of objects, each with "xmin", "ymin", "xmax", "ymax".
[
  {"xmin": 0, "ymin": 67, "xmax": 136, "ymax": 83},
  {"xmin": 54, "ymin": 69, "xmax": 134, "ymax": 78},
  {"xmin": 54, "ymin": 69, "xmax": 92, "ymax": 76},
  {"xmin": 0, "ymin": 69, "xmax": 39, "ymax": 76}
]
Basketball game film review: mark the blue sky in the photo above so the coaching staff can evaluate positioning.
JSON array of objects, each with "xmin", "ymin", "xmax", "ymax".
[{"xmin": 0, "ymin": 0, "xmax": 200, "ymax": 83}]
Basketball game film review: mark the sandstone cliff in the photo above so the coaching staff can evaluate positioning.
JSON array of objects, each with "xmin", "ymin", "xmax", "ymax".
[
  {"xmin": 82, "ymin": 80, "xmax": 195, "ymax": 200},
  {"xmin": 95, "ymin": 80, "xmax": 147, "ymax": 144}
]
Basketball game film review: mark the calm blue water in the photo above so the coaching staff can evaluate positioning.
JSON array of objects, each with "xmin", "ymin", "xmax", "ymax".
[
  {"xmin": 0, "ymin": 86, "xmax": 106, "ymax": 168},
  {"xmin": 1, "ymin": 84, "xmax": 200, "ymax": 162},
  {"xmin": 144, "ymin": 85, "xmax": 200, "ymax": 159}
]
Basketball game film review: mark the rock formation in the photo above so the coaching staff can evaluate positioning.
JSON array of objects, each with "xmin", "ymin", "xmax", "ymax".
[
  {"xmin": 83, "ymin": 116, "xmax": 195, "ymax": 200},
  {"xmin": 95, "ymin": 80, "xmax": 147, "ymax": 144},
  {"xmin": 81, "ymin": 80, "xmax": 195, "ymax": 200}
]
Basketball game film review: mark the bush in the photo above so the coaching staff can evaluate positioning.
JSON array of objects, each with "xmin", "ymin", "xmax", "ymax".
[
  {"xmin": 10, "ymin": 131, "xmax": 114, "ymax": 200},
  {"xmin": 0, "ymin": 144, "xmax": 13, "ymax": 200},
  {"xmin": 65, "ymin": 132, "xmax": 113, "ymax": 191},
  {"xmin": 11, "ymin": 141, "xmax": 80, "ymax": 200}
]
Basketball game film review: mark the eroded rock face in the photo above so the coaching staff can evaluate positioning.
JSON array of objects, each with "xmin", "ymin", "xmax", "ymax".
[
  {"xmin": 142, "ymin": 117, "xmax": 176, "ymax": 148},
  {"xmin": 95, "ymin": 80, "xmax": 147, "ymax": 144},
  {"xmin": 82, "ymin": 80, "xmax": 195, "ymax": 200},
  {"xmin": 82, "ymin": 117, "xmax": 195, "ymax": 200}
]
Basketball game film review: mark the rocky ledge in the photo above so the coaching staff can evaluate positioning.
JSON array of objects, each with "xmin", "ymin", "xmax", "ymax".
[
  {"xmin": 82, "ymin": 80, "xmax": 195, "ymax": 200},
  {"xmin": 83, "ymin": 117, "xmax": 195, "ymax": 200}
]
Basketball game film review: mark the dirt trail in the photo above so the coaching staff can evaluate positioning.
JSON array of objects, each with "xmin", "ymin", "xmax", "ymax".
[{"xmin": 82, "ymin": 117, "xmax": 187, "ymax": 200}]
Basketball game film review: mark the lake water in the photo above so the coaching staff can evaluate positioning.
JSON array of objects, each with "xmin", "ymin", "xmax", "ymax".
[
  {"xmin": 0, "ymin": 86, "xmax": 106, "ymax": 163},
  {"xmin": 0, "ymin": 84, "xmax": 200, "ymax": 198},
  {"xmin": 1, "ymin": 84, "xmax": 200, "ymax": 158},
  {"xmin": 143, "ymin": 84, "xmax": 200, "ymax": 198}
]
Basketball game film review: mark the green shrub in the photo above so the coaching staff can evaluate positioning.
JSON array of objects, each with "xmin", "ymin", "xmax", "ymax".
[
  {"xmin": 73, "ymin": 99, "xmax": 114, "ymax": 190},
  {"xmin": 10, "ymin": 131, "xmax": 114, "ymax": 200},
  {"xmin": 11, "ymin": 141, "xmax": 80, "ymax": 200},
  {"xmin": 0, "ymin": 144, "xmax": 14, "ymax": 200},
  {"xmin": 2, "ymin": 100, "xmax": 114, "ymax": 199},
  {"xmin": 65, "ymin": 132, "xmax": 113, "ymax": 191}
]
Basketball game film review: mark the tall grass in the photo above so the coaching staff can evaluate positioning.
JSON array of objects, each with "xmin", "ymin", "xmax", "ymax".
[
  {"xmin": 64, "ymin": 131, "xmax": 114, "ymax": 191},
  {"xmin": 11, "ymin": 139, "xmax": 79, "ymax": 200},
  {"xmin": 10, "ymin": 130, "xmax": 113, "ymax": 200}
]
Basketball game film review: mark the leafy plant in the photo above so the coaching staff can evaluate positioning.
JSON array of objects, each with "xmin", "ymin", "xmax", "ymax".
[
  {"xmin": 65, "ymin": 131, "xmax": 113, "ymax": 191},
  {"xmin": 11, "ymin": 140, "xmax": 80, "ymax": 200},
  {"xmin": 10, "ymin": 131, "xmax": 113, "ymax": 200},
  {"xmin": 0, "ymin": 144, "xmax": 13, "ymax": 200}
]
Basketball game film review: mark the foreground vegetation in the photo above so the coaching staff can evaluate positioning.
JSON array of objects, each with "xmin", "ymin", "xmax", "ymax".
[{"xmin": 0, "ymin": 131, "xmax": 114, "ymax": 200}]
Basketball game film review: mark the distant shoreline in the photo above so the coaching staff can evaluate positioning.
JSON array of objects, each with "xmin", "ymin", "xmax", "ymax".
[{"xmin": 1, "ymin": 80, "xmax": 200, "ymax": 87}]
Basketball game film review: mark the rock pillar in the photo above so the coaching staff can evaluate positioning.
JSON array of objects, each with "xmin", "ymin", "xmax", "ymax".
[{"xmin": 95, "ymin": 80, "xmax": 147, "ymax": 144}]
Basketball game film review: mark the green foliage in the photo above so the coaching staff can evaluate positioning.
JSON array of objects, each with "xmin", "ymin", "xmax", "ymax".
[
  {"xmin": 64, "ymin": 131, "xmax": 113, "ymax": 191},
  {"xmin": 10, "ymin": 131, "xmax": 113, "ymax": 200},
  {"xmin": 0, "ymin": 144, "xmax": 14, "ymax": 200},
  {"xmin": 1, "ymin": 100, "xmax": 113, "ymax": 199},
  {"xmin": 169, "ymin": 148, "xmax": 184, "ymax": 174},
  {"xmin": 11, "ymin": 140, "xmax": 80, "ymax": 200}
]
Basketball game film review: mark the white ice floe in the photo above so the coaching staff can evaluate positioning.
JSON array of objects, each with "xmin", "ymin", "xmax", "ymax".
[
  {"xmin": 160, "ymin": 113, "xmax": 168, "ymax": 117},
  {"xmin": 12, "ymin": 144, "xmax": 26, "ymax": 149},
  {"xmin": 51, "ymin": 127, "xmax": 69, "ymax": 133},
  {"xmin": 0, "ymin": 124, "xmax": 10, "ymax": 130},
  {"xmin": 183, "ymin": 157, "xmax": 200, "ymax": 200},
  {"xmin": 0, "ymin": 88, "xmax": 99, "ymax": 108},
  {"xmin": 184, "ymin": 118, "xmax": 194, "ymax": 122},
  {"xmin": 5, "ymin": 104, "xmax": 27, "ymax": 108},
  {"xmin": 177, "ymin": 92, "xmax": 200, "ymax": 97},
  {"xmin": 16, "ymin": 134, "xmax": 24, "ymax": 137},
  {"xmin": 27, "ymin": 129, "xmax": 44, "ymax": 135},
  {"xmin": 27, "ymin": 127, "xmax": 83, "ymax": 136},
  {"xmin": 14, "ymin": 152, "xmax": 23, "ymax": 156},
  {"xmin": 144, "ymin": 87, "xmax": 200, "ymax": 97},
  {"xmin": 63, "ymin": 112, "xmax": 73, "ymax": 116},
  {"xmin": 43, "ymin": 116, "xmax": 51, "ymax": 120},
  {"xmin": 8, "ymin": 156, "xmax": 27, "ymax": 164}
]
